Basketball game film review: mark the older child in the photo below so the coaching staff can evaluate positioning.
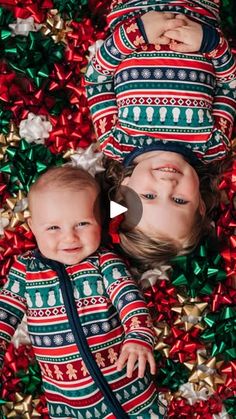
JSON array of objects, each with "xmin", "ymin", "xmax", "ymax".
[
  {"xmin": 0, "ymin": 166, "xmax": 163, "ymax": 419},
  {"xmin": 84, "ymin": 0, "xmax": 236, "ymax": 267}
]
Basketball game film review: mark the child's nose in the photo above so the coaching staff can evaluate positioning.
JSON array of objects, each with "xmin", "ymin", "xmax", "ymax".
[
  {"xmin": 159, "ymin": 176, "xmax": 178, "ymax": 186},
  {"xmin": 64, "ymin": 229, "xmax": 79, "ymax": 242}
]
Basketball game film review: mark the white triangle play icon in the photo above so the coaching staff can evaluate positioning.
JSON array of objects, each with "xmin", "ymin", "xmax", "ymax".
[{"xmin": 110, "ymin": 201, "xmax": 128, "ymax": 218}]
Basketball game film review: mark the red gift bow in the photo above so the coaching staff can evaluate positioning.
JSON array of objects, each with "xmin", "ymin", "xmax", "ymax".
[{"xmin": 108, "ymin": 214, "xmax": 124, "ymax": 244}]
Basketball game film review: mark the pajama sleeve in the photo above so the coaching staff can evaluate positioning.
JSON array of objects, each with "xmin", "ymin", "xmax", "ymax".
[
  {"xmin": 99, "ymin": 250, "xmax": 155, "ymax": 351},
  {"xmin": 0, "ymin": 256, "xmax": 27, "ymax": 366},
  {"xmin": 84, "ymin": 17, "xmax": 145, "ymax": 159},
  {"xmin": 203, "ymin": 33, "xmax": 236, "ymax": 157}
]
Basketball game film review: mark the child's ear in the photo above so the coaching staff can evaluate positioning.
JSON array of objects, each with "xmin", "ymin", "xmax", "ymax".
[
  {"xmin": 199, "ymin": 198, "xmax": 206, "ymax": 216},
  {"xmin": 121, "ymin": 176, "xmax": 130, "ymax": 186}
]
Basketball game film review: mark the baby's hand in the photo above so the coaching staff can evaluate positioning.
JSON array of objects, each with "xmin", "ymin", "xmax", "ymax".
[
  {"xmin": 141, "ymin": 11, "xmax": 185, "ymax": 45},
  {"xmin": 164, "ymin": 14, "xmax": 203, "ymax": 52},
  {"xmin": 116, "ymin": 342, "xmax": 156, "ymax": 378}
]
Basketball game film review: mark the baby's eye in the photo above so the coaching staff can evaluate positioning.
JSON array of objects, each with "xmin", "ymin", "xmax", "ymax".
[
  {"xmin": 47, "ymin": 226, "xmax": 59, "ymax": 231},
  {"xmin": 141, "ymin": 194, "xmax": 157, "ymax": 200},
  {"xmin": 172, "ymin": 197, "xmax": 188, "ymax": 205},
  {"xmin": 76, "ymin": 222, "xmax": 90, "ymax": 227}
]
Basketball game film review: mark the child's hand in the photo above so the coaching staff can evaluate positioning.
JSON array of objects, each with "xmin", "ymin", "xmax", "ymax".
[
  {"xmin": 141, "ymin": 11, "xmax": 185, "ymax": 45},
  {"xmin": 164, "ymin": 15, "xmax": 203, "ymax": 52},
  {"xmin": 116, "ymin": 343, "xmax": 156, "ymax": 378}
]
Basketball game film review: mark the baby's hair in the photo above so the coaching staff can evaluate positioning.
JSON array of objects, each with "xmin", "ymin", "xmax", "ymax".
[
  {"xmin": 103, "ymin": 155, "xmax": 231, "ymax": 272},
  {"xmin": 28, "ymin": 165, "xmax": 100, "ymax": 212}
]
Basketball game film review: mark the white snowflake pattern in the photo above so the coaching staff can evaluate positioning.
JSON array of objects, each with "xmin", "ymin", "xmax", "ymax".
[
  {"xmin": 53, "ymin": 334, "xmax": 63, "ymax": 345},
  {"xmin": 118, "ymin": 300, "xmax": 123, "ymax": 310},
  {"xmin": 122, "ymin": 71, "xmax": 129, "ymax": 81},
  {"xmin": 111, "ymin": 46, "xmax": 119, "ymax": 56},
  {"xmin": 199, "ymin": 72, "xmax": 205, "ymax": 82},
  {"xmin": 165, "ymin": 69, "xmax": 175, "ymax": 79},
  {"xmin": 131, "ymin": 69, "xmax": 139, "ymax": 79},
  {"xmin": 9, "ymin": 316, "xmax": 17, "ymax": 325},
  {"xmin": 111, "ymin": 318, "xmax": 118, "ymax": 327},
  {"xmin": 101, "ymin": 322, "xmax": 110, "ymax": 332},
  {"xmin": 83, "ymin": 327, "xmax": 88, "ymax": 336},
  {"xmin": 43, "ymin": 336, "xmax": 52, "ymax": 346},
  {"xmin": 66, "ymin": 333, "xmax": 75, "ymax": 343},
  {"xmin": 189, "ymin": 71, "xmax": 197, "ymax": 81},
  {"xmin": 91, "ymin": 324, "xmax": 100, "ymax": 334},
  {"xmin": 116, "ymin": 75, "xmax": 121, "ymax": 84},
  {"xmin": 125, "ymin": 292, "xmax": 136, "ymax": 301},
  {"xmin": 0, "ymin": 310, "xmax": 7, "ymax": 320},
  {"xmin": 35, "ymin": 336, "xmax": 42, "ymax": 345},
  {"xmin": 141, "ymin": 69, "xmax": 151, "ymax": 79},
  {"xmin": 154, "ymin": 69, "xmax": 163, "ymax": 79},
  {"xmin": 178, "ymin": 70, "xmax": 187, "ymax": 80}
]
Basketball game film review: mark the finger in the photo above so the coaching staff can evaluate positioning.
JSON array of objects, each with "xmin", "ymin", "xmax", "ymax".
[
  {"xmin": 163, "ymin": 29, "xmax": 185, "ymax": 43},
  {"xmin": 169, "ymin": 42, "xmax": 194, "ymax": 53},
  {"xmin": 137, "ymin": 355, "xmax": 146, "ymax": 378},
  {"xmin": 175, "ymin": 14, "xmax": 189, "ymax": 23},
  {"xmin": 148, "ymin": 353, "xmax": 156, "ymax": 375},
  {"xmin": 116, "ymin": 351, "xmax": 128, "ymax": 372},
  {"xmin": 163, "ymin": 12, "xmax": 176, "ymax": 19},
  {"xmin": 156, "ymin": 36, "xmax": 171, "ymax": 45},
  {"xmin": 165, "ymin": 18, "xmax": 186, "ymax": 30},
  {"xmin": 126, "ymin": 354, "xmax": 137, "ymax": 378}
]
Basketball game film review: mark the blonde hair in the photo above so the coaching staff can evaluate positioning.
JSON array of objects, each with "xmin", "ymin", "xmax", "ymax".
[
  {"xmin": 28, "ymin": 165, "xmax": 100, "ymax": 212},
  {"xmin": 103, "ymin": 155, "xmax": 230, "ymax": 271}
]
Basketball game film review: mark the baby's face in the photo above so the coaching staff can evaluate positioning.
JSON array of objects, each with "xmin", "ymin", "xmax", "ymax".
[
  {"xmin": 122, "ymin": 151, "xmax": 205, "ymax": 244},
  {"xmin": 28, "ymin": 186, "xmax": 101, "ymax": 265}
]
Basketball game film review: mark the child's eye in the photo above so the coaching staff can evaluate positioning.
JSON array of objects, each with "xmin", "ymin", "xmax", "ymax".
[
  {"xmin": 172, "ymin": 197, "xmax": 188, "ymax": 205},
  {"xmin": 77, "ymin": 222, "xmax": 90, "ymax": 227},
  {"xmin": 47, "ymin": 226, "xmax": 59, "ymax": 231},
  {"xmin": 141, "ymin": 194, "xmax": 157, "ymax": 200}
]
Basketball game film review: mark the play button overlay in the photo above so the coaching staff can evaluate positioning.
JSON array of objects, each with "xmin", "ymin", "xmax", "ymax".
[
  {"xmin": 109, "ymin": 185, "xmax": 143, "ymax": 230},
  {"xmin": 110, "ymin": 201, "xmax": 128, "ymax": 218}
]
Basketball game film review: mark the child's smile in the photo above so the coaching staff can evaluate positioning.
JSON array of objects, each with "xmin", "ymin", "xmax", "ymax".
[
  {"xmin": 28, "ymin": 187, "xmax": 101, "ymax": 265},
  {"xmin": 122, "ymin": 151, "xmax": 205, "ymax": 244}
]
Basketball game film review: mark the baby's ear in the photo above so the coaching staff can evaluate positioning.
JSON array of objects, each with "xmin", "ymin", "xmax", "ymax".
[
  {"xmin": 199, "ymin": 198, "xmax": 206, "ymax": 216},
  {"xmin": 121, "ymin": 176, "xmax": 130, "ymax": 186}
]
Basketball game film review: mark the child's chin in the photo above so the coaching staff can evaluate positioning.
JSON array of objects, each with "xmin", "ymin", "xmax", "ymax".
[{"xmin": 55, "ymin": 253, "xmax": 83, "ymax": 265}]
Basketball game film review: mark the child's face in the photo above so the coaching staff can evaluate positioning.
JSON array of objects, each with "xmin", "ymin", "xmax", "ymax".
[
  {"xmin": 122, "ymin": 151, "xmax": 205, "ymax": 244},
  {"xmin": 28, "ymin": 186, "xmax": 101, "ymax": 265}
]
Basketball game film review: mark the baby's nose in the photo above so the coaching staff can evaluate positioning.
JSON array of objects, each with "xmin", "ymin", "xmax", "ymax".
[{"xmin": 64, "ymin": 229, "xmax": 78, "ymax": 242}]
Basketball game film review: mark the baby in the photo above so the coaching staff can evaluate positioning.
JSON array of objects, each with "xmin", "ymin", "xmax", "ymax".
[
  {"xmin": 0, "ymin": 166, "xmax": 163, "ymax": 419},
  {"xmin": 85, "ymin": 0, "xmax": 236, "ymax": 267}
]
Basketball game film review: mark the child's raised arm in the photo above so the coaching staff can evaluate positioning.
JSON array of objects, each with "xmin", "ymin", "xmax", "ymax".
[
  {"xmin": 84, "ymin": 17, "xmax": 147, "ymax": 157},
  {"xmin": 165, "ymin": 16, "xmax": 236, "ymax": 155},
  {"xmin": 84, "ymin": 11, "xmax": 184, "ymax": 158},
  {"xmin": 85, "ymin": 12, "xmax": 183, "ymax": 83}
]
